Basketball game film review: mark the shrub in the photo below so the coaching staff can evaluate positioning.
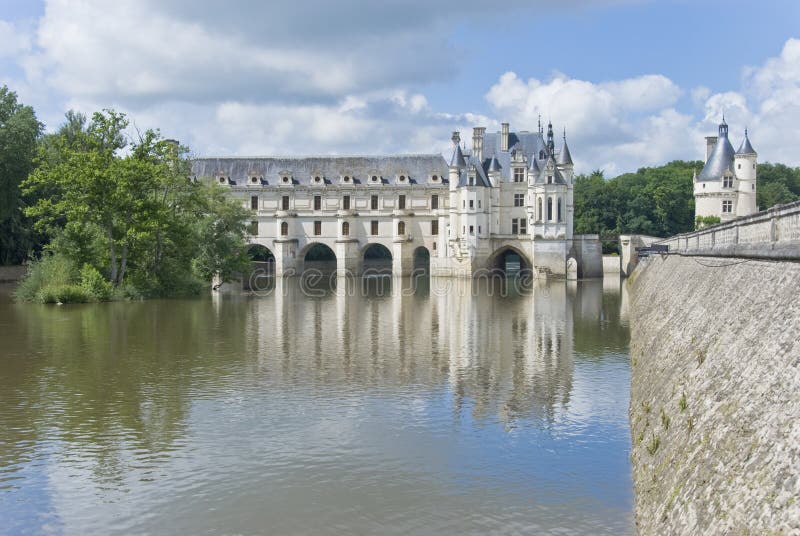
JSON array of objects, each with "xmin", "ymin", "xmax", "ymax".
[
  {"xmin": 15, "ymin": 254, "xmax": 79, "ymax": 302},
  {"xmin": 79, "ymin": 264, "xmax": 113, "ymax": 301},
  {"xmin": 36, "ymin": 284, "xmax": 92, "ymax": 304}
]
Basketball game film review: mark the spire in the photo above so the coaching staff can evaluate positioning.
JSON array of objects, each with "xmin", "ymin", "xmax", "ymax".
[
  {"xmin": 529, "ymin": 155, "xmax": 540, "ymax": 172},
  {"xmin": 487, "ymin": 155, "xmax": 501, "ymax": 173},
  {"xmin": 546, "ymin": 121, "xmax": 555, "ymax": 155},
  {"xmin": 450, "ymin": 144, "xmax": 467, "ymax": 168},
  {"xmin": 538, "ymin": 115, "xmax": 542, "ymax": 134},
  {"xmin": 557, "ymin": 129, "xmax": 573, "ymax": 166},
  {"xmin": 718, "ymin": 116, "xmax": 729, "ymax": 138},
  {"xmin": 736, "ymin": 128, "xmax": 756, "ymax": 155}
]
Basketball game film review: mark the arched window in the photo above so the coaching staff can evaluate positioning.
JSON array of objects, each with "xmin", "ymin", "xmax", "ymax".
[
  {"xmin": 547, "ymin": 197, "xmax": 553, "ymax": 221},
  {"xmin": 539, "ymin": 150, "xmax": 545, "ymax": 159},
  {"xmin": 342, "ymin": 221, "xmax": 350, "ymax": 236},
  {"xmin": 398, "ymin": 221, "xmax": 406, "ymax": 235},
  {"xmin": 280, "ymin": 221, "xmax": 289, "ymax": 236},
  {"xmin": 537, "ymin": 197, "xmax": 543, "ymax": 221},
  {"xmin": 557, "ymin": 197, "xmax": 562, "ymax": 222}
]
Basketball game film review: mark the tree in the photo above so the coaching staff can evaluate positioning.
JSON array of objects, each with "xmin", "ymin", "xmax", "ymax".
[
  {"xmin": 22, "ymin": 109, "xmax": 252, "ymax": 297},
  {"xmin": 0, "ymin": 86, "xmax": 43, "ymax": 264}
]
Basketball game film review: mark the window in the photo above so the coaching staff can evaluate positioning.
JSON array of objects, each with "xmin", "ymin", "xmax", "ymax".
[
  {"xmin": 722, "ymin": 200, "xmax": 732, "ymax": 213},
  {"xmin": 249, "ymin": 220, "xmax": 258, "ymax": 234},
  {"xmin": 398, "ymin": 195, "xmax": 406, "ymax": 209},
  {"xmin": 478, "ymin": 200, "xmax": 481, "ymax": 208},
  {"xmin": 314, "ymin": 221, "xmax": 322, "ymax": 235},
  {"xmin": 469, "ymin": 225, "xmax": 474, "ymax": 235},
  {"xmin": 547, "ymin": 175, "xmax": 553, "ymax": 184},
  {"xmin": 219, "ymin": 177, "xmax": 226, "ymax": 184},
  {"xmin": 281, "ymin": 221, "xmax": 289, "ymax": 236},
  {"xmin": 468, "ymin": 176, "xmax": 474, "ymax": 186},
  {"xmin": 432, "ymin": 242, "xmax": 437, "ymax": 251},
  {"xmin": 478, "ymin": 226, "xmax": 482, "ymax": 234},
  {"xmin": 343, "ymin": 175, "xmax": 350, "ymax": 182},
  {"xmin": 371, "ymin": 220, "xmax": 379, "ymax": 235},
  {"xmin": 251, "ymin": 195, "xmax": 259, "ymax": 210},
  {"xmin": 399, "ymin": 175, "xmax": 406, "ymax": 182},
  {"xmin": 342, "ymin": 195, "xmax": 350, "ymax": 210},
  {"xmin": 314, "ymin": 176, "xmax": 322, "ymax": 183},
  {"xmin": 513, "ymin": 168, "xmax": 525, "ymax": 182},
  {"xmin": 371, "ymin": 195, "xmax": 379, "ymax": 210},
  {"xmin": 432, "ymin": 174, "xmax": 438, "ymax": 182},
  {"xmin": 737, "ymin": 164, "xmax": 741, "ymax": 170},
  {"xmin": 511, "ymin": 219, "xmax": 519, "ymax": 234},
  {"xmin": 514, "ymin": 193, "xmax": 524, "ymax": 207},
  {"xmin": 314, "ymin": 195, "xmax": 321, "ymax": 211},
  {"xmin": 431, "ymin": 194, "xmax": 439, "ymax": 209},
  {"xmin": 282, "ymin": 195, "xmax": 290, "ymax": 210},
  {"xmin": 397, "ymin": 221, "xmax": 405, "ymax": 235},
  {"xmin": 469, "ymin": 200, "xmax": 474, "ymax": 209},
  {"xmin": 371, "ymin": 175, "xmax": 379, "ymax": 183},
  {"xmin": 723, "ymin": 176, "xmax": 733, "ymax": 188},
  {"xmin": 342, "ymin": 221, "xmax": 349, "ymax": 236},
  {"xmin": 431, "ymin": 220, "xmax": 439, "ymax": 235},
  {"xmin": 282, "ymin": 176, "xmax": 290, "ymax": 184},
  {"xmin": 557, "ymin": 198, "xmax": 563, "ymax": 222},
  {"xmin": 537, "ymin": 198, "xmax": 543, "ymax": 221},
  {"xmin": 519, "ymin": 219, "xmax": 527, "ymax": 234},
  {"xmin": 251, "ymin": 176, "xmax": 258, "ymax": 184},
  {"xmin": 463, "ymin": 200, "xmax": 465, "ymax": 208},
  {"xmin": 547, "ymin": 197, "xmax": 553, "ymax": 221},
  {"xmin": 539, "ymin": 150, "xmax": 545, "ymax": 159}
]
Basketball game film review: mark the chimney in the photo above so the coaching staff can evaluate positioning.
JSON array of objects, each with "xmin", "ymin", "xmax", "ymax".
[
  {"xmin": 705, "ymin": 136, "xmax": 718, "ymax": 162},
  {"xmin": 472, "ymin": 126, "xmax": 485, "ymax": 162},
  {"xmin": 500, "ymin": 122, "xmax": 509, "ymax": 152}
]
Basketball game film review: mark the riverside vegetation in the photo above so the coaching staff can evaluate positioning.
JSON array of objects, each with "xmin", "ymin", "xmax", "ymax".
[{"xmin": 1, "ymin": 86, "xmax": 252, "ymax": 303}]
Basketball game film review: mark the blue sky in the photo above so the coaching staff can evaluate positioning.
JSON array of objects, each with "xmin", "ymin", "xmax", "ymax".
[{"xmin": 1, "ymin": 0, "xmax": 799, "ymax": 174}]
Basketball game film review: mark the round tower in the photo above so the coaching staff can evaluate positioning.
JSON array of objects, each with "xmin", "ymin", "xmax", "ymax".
[{"xmin": 734, "ymin": 128, "xmax": 757, "ymax": 216}]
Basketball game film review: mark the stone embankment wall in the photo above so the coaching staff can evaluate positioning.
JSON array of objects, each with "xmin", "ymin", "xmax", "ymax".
[{"xmin": 628, "ymin": 254, "xmax": 799, "ymax": 535}]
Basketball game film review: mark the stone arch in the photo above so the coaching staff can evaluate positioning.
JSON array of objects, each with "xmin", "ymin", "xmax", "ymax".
[
  {"xmin": 413, "ymin": 246, "xmax": 430, "ymax": 273},
  {"xmin": 487, "ymin": 245, "xmax": 532, "ymax": 274},
  {"xmin": 299, "ymin": 242, "xmax": 337, "ymax": 274},
  {"xmin": 362, "ymin": 243, "xmax": 393, "ymax": 275},
  {"xmin": 244, "ymin": 244, "xmax": 275, "ymax": 289},
  {"xmin": 247, "ymin": 243, "xmax": 274, "ymax": 262}
]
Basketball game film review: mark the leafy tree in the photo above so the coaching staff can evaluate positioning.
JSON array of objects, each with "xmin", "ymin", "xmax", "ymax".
[
  {"xmin": 756, "ymin": 162, "xmax": 799, "ymax": 209},
  {"xmin": 22, "ymin": 109, "xmax": 252, "ymax": 298},
  {"xmin": 0, "ymin": 86, "xmax": 43, "ymax": 264}
]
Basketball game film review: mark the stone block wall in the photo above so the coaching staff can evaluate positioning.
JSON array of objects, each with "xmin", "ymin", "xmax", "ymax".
[{"xmin": 628, "ymin": 254, "xmax": 800, "ymax": 534}]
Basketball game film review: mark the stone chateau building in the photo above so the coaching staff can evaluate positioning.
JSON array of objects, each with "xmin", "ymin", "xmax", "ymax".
[
  {"xmin": 192, "ymin": 121, "xmax": 602, "ymax": 278},
  {"xmin": 694, "ymin": 118, "xmax": 758, "ymax": 223}
]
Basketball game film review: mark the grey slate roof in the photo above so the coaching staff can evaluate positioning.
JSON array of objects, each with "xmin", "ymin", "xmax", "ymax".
[
  {"xmin": 457, "ymin": 156, "xmax": 491, "ymax": 188},
  {"xmin": 558, "ymin": 138, "xmax": 573, "ymax": 166},
  {"xmin": 192, "ymin": 155, "xmax": 448, "ymax": 185},
  {"xmin": 533, "ymin": 156, "xmax": 567, "ymax": 185},
  {"xmin": 480, "ymin": 130, "xmax": 554, "ymax": 182},
  {"xmin": 450, "ymin": 145, "xmax": 467, "ymax": 168},
  {"xmin": 698, "ymin": 133, "xmax": 735, "ymax": 181},
  {"xmin": 736, "ymin": 131, "xmax": 756, "ymax": 155},
  {"xmin": 487, "ymin": 156, "xmax": 502, "ymax": 173}
]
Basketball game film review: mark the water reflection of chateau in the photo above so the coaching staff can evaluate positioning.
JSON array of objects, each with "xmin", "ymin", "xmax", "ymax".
[{"xmin": 241, "ymin": 277, "xmax": 623, "ymax": 424}]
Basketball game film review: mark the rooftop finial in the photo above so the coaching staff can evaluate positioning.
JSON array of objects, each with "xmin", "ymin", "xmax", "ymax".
[
  {"xmin": 563, "ymin": 127, "xmax": 566, "ymax": 140},
  {"xmin": 538, "ymin": 115, "xmax": 542, "ymax": 134}
]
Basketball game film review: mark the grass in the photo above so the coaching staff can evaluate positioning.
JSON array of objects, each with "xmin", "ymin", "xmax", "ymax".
[
  {"xmin": 646, "ymin": 434, "xmax": 661, "ymax": 455},
  {"xmin": 679, "ymin": 392, "xmax": 688, "ymax": 412},
  {"xmin": 661, "ymin": 408, "xmax": 671, "ymax": 430}
]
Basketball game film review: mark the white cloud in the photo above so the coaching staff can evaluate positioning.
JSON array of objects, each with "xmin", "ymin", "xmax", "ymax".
[{"xmin": 0, "ymin": 19, "xmax": 30, "ymax": 58}]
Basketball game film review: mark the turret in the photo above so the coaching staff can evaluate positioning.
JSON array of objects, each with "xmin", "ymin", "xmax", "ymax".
[
  {"xmin": 557, "ymin": 129, "xmax": 574, "ymax": 184},
  {"xmin": 449, "ymin": 132, "xmax": 466, "ymax": 193},
  {"xmin": 734, "ymin": 128, "xmax": 758, "ymax": 216}
]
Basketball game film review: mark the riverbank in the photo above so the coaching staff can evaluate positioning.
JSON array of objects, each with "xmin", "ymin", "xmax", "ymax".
[
  {"xmin": 628, "ymin": 254, "xmax": 799, "ymax": 534},
  {"xmin": 0, "ymin": 265, "xmax": 26, "ymax": 283}
]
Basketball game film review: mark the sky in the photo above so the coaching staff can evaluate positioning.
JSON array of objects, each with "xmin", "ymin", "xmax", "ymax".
[{"xmin": 1, "ymin": 0, "xmax": 799, "ymax": 175}]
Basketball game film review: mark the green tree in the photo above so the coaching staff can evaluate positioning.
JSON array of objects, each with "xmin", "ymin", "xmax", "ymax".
[{"xmin": 0, "ymin": 86, "xmax": 43, "ymax": 264}]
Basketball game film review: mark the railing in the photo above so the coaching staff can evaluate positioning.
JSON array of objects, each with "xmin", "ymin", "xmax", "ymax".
[{"xmin": 655, "ymin": 200, "xmax": 800, "ymax": 260}]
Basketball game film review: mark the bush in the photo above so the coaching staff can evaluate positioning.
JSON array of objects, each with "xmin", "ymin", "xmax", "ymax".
[
  {"xmin": 14, "ymin": 254, "xmax": 79, "ymax": 302},
  {"xmin": 36, "ymin": 284, "xmax": 92, "ymax": 304},
  {"xmin": 79, "ymin": 264, "xmax": 113, "ymax": 301}
]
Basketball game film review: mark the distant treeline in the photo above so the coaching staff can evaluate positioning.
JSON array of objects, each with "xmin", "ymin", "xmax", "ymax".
[{"xmin": 574, "ymin": 160, "xmax": 800, "ymax": 253}]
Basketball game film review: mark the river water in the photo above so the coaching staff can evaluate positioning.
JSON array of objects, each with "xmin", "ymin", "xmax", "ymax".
[{"xmin": 0, "ymin": 277, "xmax": 633, "ymax": 535}]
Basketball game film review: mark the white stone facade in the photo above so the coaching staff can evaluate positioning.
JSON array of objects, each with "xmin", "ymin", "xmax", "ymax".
[
  {"xmin": 694, "ymin": 119, "xmax": 758, "ymax": 223},
  {"xmin": 193, "ymin": 122, "xmax": 602, "ymax": 278}
]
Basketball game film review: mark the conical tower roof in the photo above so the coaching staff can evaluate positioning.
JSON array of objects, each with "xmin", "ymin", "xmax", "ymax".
[
  {"xmin": 736, "ymin": 129, "xmax": 756, "ymax": 155},
  {"xmin": 450, "ymin": 144, "xmax": 467, "ymax": 168},
  {"xmin": 557, "ymin": 132, "xmax": 573, "ymax": 166}
]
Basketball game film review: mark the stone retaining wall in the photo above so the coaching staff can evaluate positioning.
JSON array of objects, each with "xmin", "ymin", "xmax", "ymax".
[
  {"xmin": 628, "ymin": 254, "xmax": 799, "ymax": 534},
  {"xmin": 656, "ymin": 200, "xmax": 800, "ymax": 260}
]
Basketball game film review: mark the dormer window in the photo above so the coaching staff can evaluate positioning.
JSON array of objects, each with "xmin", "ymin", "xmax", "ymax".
[
  {"xmin": 547, "ymin": 175, "xmax": 553, "ymax": 184},
  {"xmin": 398, "ymin": 175, "xmax": 406, "ymax": 183},
  {"xmin": 539, "ymin": 150, "xmax": 545, "ymax": 159},
  {"xmin": 371, "ymin": 175, "xmax": 379, "ymax": 183},
  {"xmin": 343, "ymin": 175, "xmax": 351, "ymax": 182},
  {"xmin": 282, "ymin": 176, "xmax": 290, "ymax": 184},
  {"xmin": 431, "ymin": 174, "xmax": 439, "ymax": 182},
  {"xmin": 219, "ymin": 177, "xmax": 226, "ymax": 184},
  {"xmin": 723, "ymin": 176, "xmax": 733, "ymax": 188},
  {"xmin": 251, "ymin": 176, "xmax": 258, "ymax": 184},
  {"xmin": 468, "ymin": 176, "xmax": 474, "ymax": 186},
  {"xmin": 314, "ymin": 176, "xmax": 322, "ymax": 183}
]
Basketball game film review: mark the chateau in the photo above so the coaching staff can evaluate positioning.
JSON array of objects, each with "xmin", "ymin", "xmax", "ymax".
[
  {"xmin": 694, "ymin": 118, "xmax": 758, "ymax": 222},
  {"xmin": 192, "ymin": 122, "xmax": 602, "ymax": 278}
]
